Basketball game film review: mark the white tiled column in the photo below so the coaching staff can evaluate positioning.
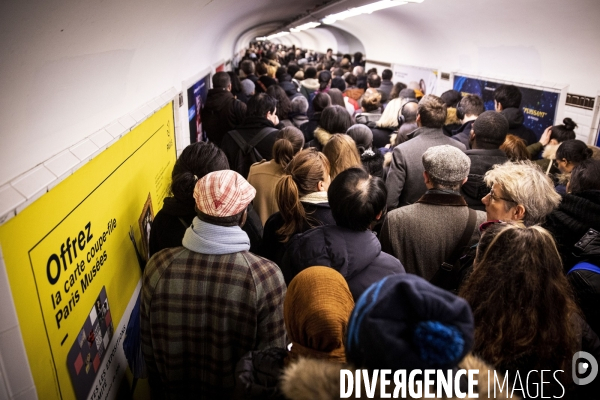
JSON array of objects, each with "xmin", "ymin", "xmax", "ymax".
[{"xmin": 0, "ymin": 247, "xmax": 37, "ymax": 400}]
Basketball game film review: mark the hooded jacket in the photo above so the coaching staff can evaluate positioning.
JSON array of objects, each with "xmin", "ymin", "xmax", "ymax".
[
  {"xmin": 451, "ymin": 120, "xmax": 475, "ymax": 150},
  {"xmin": 299, "ymin": 78, "xmax": 319, "ymax": 101},
  {"xmin": 201, "ymin": 88, "xmax": 247, "ymax": 147},
  {"xmin": 280, "ymin": 355, "xmax": 516, "ymax": 400},
  {"xmin": 289, "ymin": 113, "xmax": 308, "ymax": 129},
  {"xmin": 443, "ymin": 107, "xmax": 462, "ymax": 137},
  {"xmin": 280, "ymin": 81, "xmax": 302, "ymax": 101},
  {"xmin": 500, "ymin": 107, "xmax": 538, "ymax": 145},
  {"xmin": 309, "ymin": 126, "xmax": 332, "ymax": 151},
  {"xmin": 280, "ymin": 225, "xmax": 405, "ymax": 300}
]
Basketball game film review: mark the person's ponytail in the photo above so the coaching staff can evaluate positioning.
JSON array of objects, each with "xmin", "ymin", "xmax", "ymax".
[
  {"xmin": 275, "ymin": 175, "xmax": 307, "ymax": 243},
  {"xmin": 272, "ymin": 127, "xmax": 305, "ymax": 169}
]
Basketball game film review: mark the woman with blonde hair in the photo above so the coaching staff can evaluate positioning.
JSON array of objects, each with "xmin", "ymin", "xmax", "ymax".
[
  {"xmin": 322, "ymin": 134, "xmax": 362, "ymax": 179},
  {"xmin": 369, "ymin": 97, "xmax": 406, "ymax": 148},
  {"xmin": 258, "ymin": 148, "xmax": 335, "ymax": 266},
  {"xmin": 460, "ymin": 222, "xmax": 600, "ymax": 398},
  {"xmin": 247, "ymin": 127, "xmax": 304, "ymax": 225}
]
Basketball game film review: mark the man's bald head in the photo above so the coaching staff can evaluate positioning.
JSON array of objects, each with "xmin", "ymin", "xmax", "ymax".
[{"xmin": 401, "ymin": 101, "xmax": 418, "ymax": 123}]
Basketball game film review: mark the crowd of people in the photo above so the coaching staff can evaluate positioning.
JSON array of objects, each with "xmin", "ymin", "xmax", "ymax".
[{"xmin": 139, "ymin": 43, "xmax": 600, "ymax": 399}]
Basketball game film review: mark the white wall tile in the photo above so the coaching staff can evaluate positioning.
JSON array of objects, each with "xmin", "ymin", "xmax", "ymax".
[
  {"xmin": 104, "ymin": 122, "xmax": 126, "ymax": 138},
  {"xmin": 10, "ymin": 167, "xmax": 55, "ymax": 200},
  {"xmin": 140, "ymin": 104, "xmax": 153, "ymax": 116},
  {"xmin": 46, "ymin": 166, "xmax": 75, "ymax": 191},
  {"xmin": 147, "ymin": 98, "xmax": 162, "ymax": 112},
  {"xmin": 118, "ymin": 114, "xmax": 136, "ymax": 130},
  {"xmin": 44, "ymin": 151, "xmax": 79, "ymax": 178},
  {"xmin": 160, "ymin": 88, "xmax": 177, "ymax": 103},
  {"xmin": 10, "ymin": 387, "xmax": 37, "ymax": 400},
  {"xmin": 0, "ymin": 186, "xmax": 26, "ymax": 219},
  {"xmin": 89, "ymin": 130, "xmax": 112, "ymax": 149},
  {"xmin": 129, "ymin": 109, "xmax": 146, "ymax": 122},
  {"xmin": 69, "ymin": 140, "xmax": 99, "ymax": 161},
  {"xmin": 0, "ymin": 259, "xmax": 18, "ymax": 335},
  {"xmin": 0, "ymin": 328, "xmax": 34, "ymax": 397}
]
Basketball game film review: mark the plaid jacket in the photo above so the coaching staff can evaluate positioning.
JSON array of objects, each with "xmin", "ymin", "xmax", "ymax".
[{"xmin": 141, "ymin": 247, "xmax": 287, "ymax": 399}]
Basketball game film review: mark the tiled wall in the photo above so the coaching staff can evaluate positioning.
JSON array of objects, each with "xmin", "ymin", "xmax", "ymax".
[
  {"xmin": 562, "ymin": 104, "xmax": 598, "ymax": 145},
  {"xmin": 0, "ymin": 88, "xmax": 178, "ymax": 400}
]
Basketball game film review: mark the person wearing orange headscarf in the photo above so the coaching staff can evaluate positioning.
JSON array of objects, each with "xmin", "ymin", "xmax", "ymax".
[{"xmin": 233, "ymin": 267, "xmax": 354, "ymax": 399}]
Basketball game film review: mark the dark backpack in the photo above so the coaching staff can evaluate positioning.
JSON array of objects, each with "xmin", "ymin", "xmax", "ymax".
[{"xmin": 227, "ymin": 127, "xmax": 277, "ymax": 178}]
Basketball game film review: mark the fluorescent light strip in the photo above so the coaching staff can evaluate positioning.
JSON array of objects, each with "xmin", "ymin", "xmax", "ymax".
[
  {"xmin": 256, "ymin": 31, "xmax": 291, "ymax": 41},
  {"xmin": 322, "ymin": 0, "xmax": 423, "ymax": 24},
  {"xmin": 290, "ymin": 22, "xmax": 322, "ymax": 32}
]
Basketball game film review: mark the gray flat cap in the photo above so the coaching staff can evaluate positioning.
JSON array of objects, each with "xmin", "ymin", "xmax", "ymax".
[{"xmin": 422, "ymin": 145, "xmax": 470, "ymax": 183}]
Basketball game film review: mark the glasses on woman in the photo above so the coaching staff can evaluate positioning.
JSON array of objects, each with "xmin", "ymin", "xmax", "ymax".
[{"xmin": 487, "ymin": 188, "xmax": 516, "ymax": 204}]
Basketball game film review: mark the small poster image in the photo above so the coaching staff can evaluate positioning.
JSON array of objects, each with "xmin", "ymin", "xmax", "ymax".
[
  {"xmin": 66, "ymin": 287, "xmax": 114, "ymax": 400},
  {"xmin": 453, "ymin": 75, "xmax": 560, "ymax": 139},
  {"xmin": 138, "ymin": 193, "xmax": 154, "ymax": 261},
  {"xmin": 187, "ymin": 75, "xmax": 210, "ymax": 143}
]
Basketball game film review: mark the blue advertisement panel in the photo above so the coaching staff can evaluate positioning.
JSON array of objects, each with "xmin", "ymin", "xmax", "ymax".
[
  {"xmin": 454, "ymin": 75, "xmax": 560, "ymax": 139},
  {"xmin": 187, "ymin": 74, "xmax": 210, "ymax": 143}
]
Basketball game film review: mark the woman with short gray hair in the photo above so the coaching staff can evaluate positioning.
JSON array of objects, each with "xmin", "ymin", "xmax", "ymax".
[{"xmin": 482, "ymin": 160, "xmax": 561, "ymax": 226}]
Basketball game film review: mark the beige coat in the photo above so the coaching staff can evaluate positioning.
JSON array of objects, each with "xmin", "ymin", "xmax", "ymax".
[
  {"xmin": 247, "ymin": 160, "xmax": 284, "ymax": 225},
  {"xmin": 281, "ymin": 355, "xmax": 518, "ymax": 400}
]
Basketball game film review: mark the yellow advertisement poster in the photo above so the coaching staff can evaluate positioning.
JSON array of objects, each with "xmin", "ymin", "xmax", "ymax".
[{"xmin": 0, "ymin": 103, "xmax": 176, "ymax": 400}]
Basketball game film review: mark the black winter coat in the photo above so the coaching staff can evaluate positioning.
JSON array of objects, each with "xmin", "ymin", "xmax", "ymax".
[
  {"xmin": 544, "ymin": 190, "xmax": 600, "ymax": 271},
  {"xmin": 201, "ymin": 88, "xmax": 246, "ymax": 147},
  {"xmin": 258, "ymin": 202, "xmax": 335, "ymax": 268},
  {"xmin": 233, "ymin": 347, "xmax": 288, "ymax": 400},
  {"xmin": 369, "ymin": 126, "xmax": 394, "ymax": 149},
  {"xmin": 279, "ymin": 81, "xmax": 302, "ymax": 101},
  {"xmin": 567, "ymin": 228, "xmax": 600, "ymax": 336},
  {"xmin": 149, "ymin": 197, "xmax": 195, "ymax": 258},
  {"xmin": 300, "ymin": 112, "xmax": 321, "ymax": 142},
  {"xmin": 461, "ymin": 149, "xmax": 508, "ymax": 211},
  {"xmin": 220, "ymin": 116, "xmax": 279, "ymax": 178},
  {"xmin": 501, "ymin": 107, "xmax": 538, "ymax": 145},
  {"xmin": 451, "ymin": 120, "xmax": 474, "ymax": 150},
  {"xmin": 281, "ymin": 225, "xmax": 405, "ymax": 300}
]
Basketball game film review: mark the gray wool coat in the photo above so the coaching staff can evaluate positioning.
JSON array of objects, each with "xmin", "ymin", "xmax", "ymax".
[
  {"xmin": 379, "ymin": 192, "xmax": 486, "ymax": 281},
  {"xmin": 385, "ymin": 126, "xmax": 466, "ymax": 209}
]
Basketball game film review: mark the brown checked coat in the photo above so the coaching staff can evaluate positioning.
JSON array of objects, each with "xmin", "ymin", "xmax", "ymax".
[{"xmin": 141, "ymin": 246, "xmax": 286, "ymax": 399}]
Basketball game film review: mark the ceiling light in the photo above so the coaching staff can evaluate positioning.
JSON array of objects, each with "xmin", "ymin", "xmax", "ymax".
[
  {"xmin": 267, "ymin": 31, "xmax": 290, "ymax": 40},
  {"xmin": 290, "ymin": 22, "xmax": 322, "ymax": 32},
  {"xmin": 322, "ymin": 0, "xmax": 423, "ymax": 24}
]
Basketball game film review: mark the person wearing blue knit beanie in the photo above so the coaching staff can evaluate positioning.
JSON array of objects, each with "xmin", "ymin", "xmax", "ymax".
[
  {"xmin": 346, "ymin": 273, "xmax": 474, "ymax": 371},
  {"xmin": 279, "ymin": 273, "xmax": 516, "ymax": 399}
]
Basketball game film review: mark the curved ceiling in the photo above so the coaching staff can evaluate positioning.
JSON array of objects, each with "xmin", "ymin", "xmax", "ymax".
[{"xmin": 1, "ymin": 0, "xmax": 599, "ymax": 187}]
